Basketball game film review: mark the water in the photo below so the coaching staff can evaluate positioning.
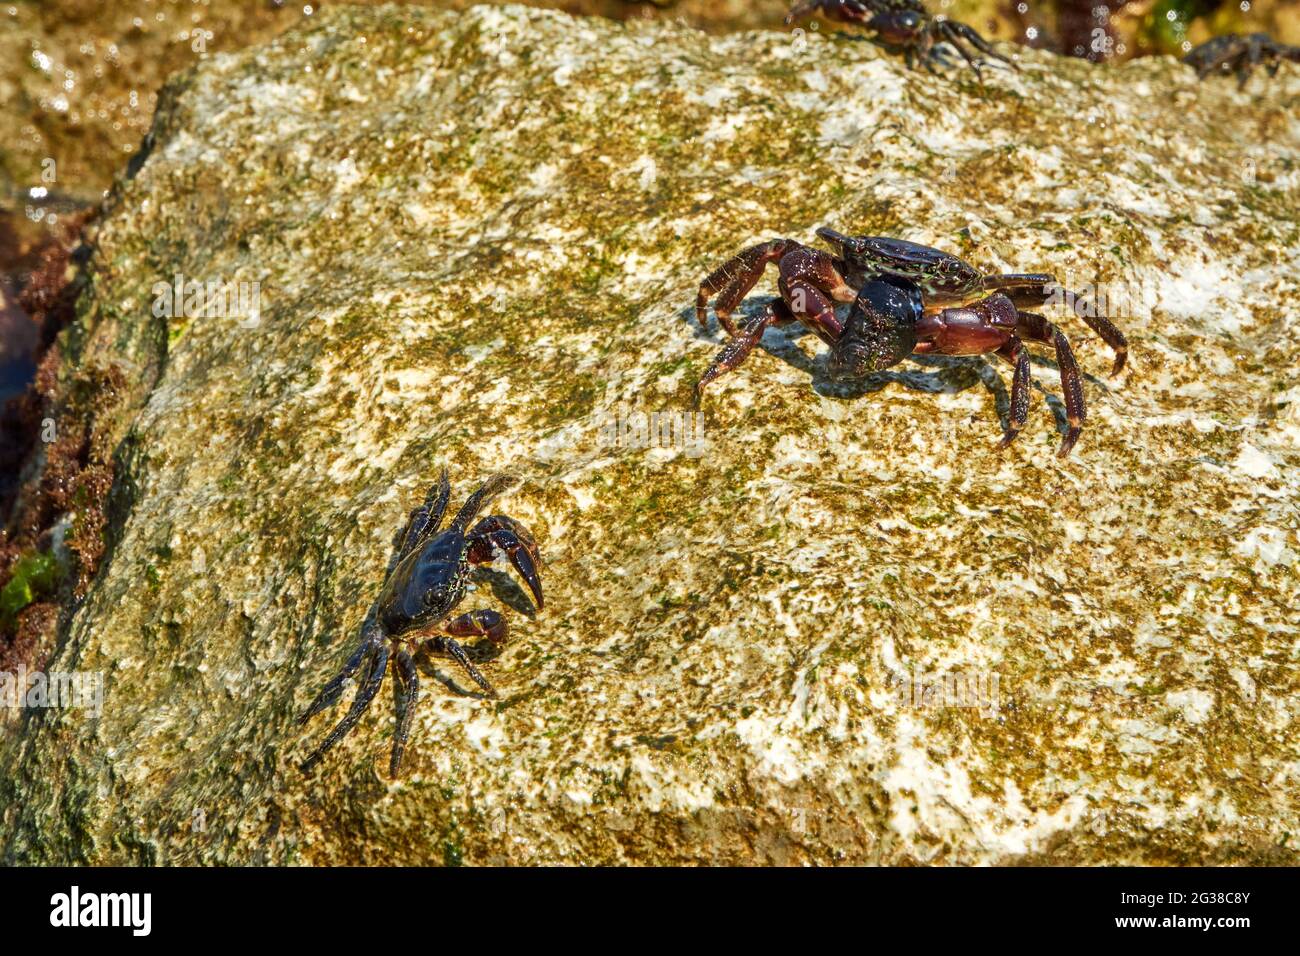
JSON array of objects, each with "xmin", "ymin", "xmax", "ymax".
[
  {"xmin": 0, "ymin": 359, "xmax": 35, "ymax": 404},
  {"xmin": 0, "ymin": 292, "xmax": 37, "ymax": 403}
]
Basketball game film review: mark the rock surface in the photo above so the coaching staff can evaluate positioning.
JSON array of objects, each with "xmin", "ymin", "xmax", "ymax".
[
  {"xmin": 0, "ymin": 1, "xmax": 727, "ymax": 226},
  {"xmin": 2, "ymin": 3, "xmax": 1299, "ymax": 865}
]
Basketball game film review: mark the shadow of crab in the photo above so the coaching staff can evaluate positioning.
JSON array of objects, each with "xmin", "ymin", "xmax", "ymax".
[
  {"xmin": 412, "ymin": 636, "xmax": 500, "ymax": 700},
  {"xmin": 468, "ymin": 565, "xmax": 538, "ymax": 618}
]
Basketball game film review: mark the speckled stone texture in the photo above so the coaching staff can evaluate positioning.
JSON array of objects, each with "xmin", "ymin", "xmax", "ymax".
[{"xmin": 2, "ymin": 3, "xmax": 1298, "ymax": 865}]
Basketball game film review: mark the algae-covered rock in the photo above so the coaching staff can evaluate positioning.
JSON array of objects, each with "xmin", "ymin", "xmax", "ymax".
[{"xmin": 2, "ymin": 3, "xmax": 1299, "ymax": 865}]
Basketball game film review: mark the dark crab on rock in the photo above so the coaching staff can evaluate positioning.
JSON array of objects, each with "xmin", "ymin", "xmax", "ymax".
[
  {"xmin": 1184, "ymin": 33, "xmax": 1300, "ymax": 89},
  {"xmin": 299, "ymin": 472, "xmax": 543, "ymax": 776},
  {"xmin": 695, "ymin": 228, "xmax": 1128, "ymax": 458}
]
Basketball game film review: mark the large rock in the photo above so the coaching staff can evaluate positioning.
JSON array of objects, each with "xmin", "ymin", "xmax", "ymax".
[{"xmin": 2, "ymin": 3, "xmax": 1298, "ymax": 865}]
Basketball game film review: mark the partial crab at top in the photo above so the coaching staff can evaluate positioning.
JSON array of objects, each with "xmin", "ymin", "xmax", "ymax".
[
  {"xmin": 1183, "ymin": 33, "xmax": 1300, "ymax": 89},
  {"xmin": 785, "ymin": 0, "xmax": 1017, "ymax": 80}
]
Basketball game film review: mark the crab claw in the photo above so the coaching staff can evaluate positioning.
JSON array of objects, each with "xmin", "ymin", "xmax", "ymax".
[
  {"xmin": 503, "ymin": 532, "xmax": 544, "ymax": 611},
  {"xmin": 468, "ymin": 515, "xmax": 544, "ymax": 611}
]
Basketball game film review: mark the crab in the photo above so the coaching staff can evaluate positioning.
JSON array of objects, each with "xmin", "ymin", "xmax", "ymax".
[
  {"xmin": 695, "ymin": 228, "xmax": 1128, "ymax": 458},
  {"xmin": 785, "ymin": 0, "xmax": 1015, "ymax": 79},
  {"xmin": 298, "ymin": 471, "xmax": 543, "ymax": 775},
  {"xmin": 1184, "ymin": 33, "xmax": 1300, "ymax": 89}
]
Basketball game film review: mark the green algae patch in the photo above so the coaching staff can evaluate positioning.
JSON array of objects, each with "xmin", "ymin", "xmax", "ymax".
[{"xmin": 0, "ymin": 552, "xmax": 61, "ymax": 632}]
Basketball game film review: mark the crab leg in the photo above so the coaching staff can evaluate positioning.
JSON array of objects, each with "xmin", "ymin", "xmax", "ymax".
[
  {"xmin": 297, "ymin": 617, "xmax": 384, "ymax": 725},
  {"xmin": 416, "ymin": 610, "xmax": 509, "ymax": 699},
  {"xmin": 987, "ymin": 275, "xmax": 1128, "ymax": 376},
  {"xmin": 468, "ymin": 516, "xmax": 544, "ymax": 610},
  {"xmin": 300, "ymin": 640, "xmax": 392, "ymax": 772},
  {"xmin": 697, "ymin": 239, "xmax": 797, "ymax": 336},
  {"xmin": 1016, "ymin": 311, "xmax": 1085, "ymax": 458},
  {"xmin": 784, "ymin": 0, "xmax": 875, "ymax": 26},
  {"xmin": 934, "ymin": 28, "xmax": 984, "ymax": 78},
  {"xmin": 982, "ymin": 273, "xmax": 1054, "ymax": 300},
  {"xmin": 1237, "ymin": 38, "xmax": 1263, "ymax": 88},
  {"xmin": 443, "ymin": 639, "xmax": 494, "ymax": 695},
  {"xmin": 389, "ymin": 470, "xmax": 451, "ymax": 572},
  {"xmin": 935, "ymin": 19, "xmax": 1015, "ymax": 74},
  {"xmin": 389, "ymin": 648, "xmax": 420, "ymax": 775},
  {"xmin": 1052, "ymin": 294, "xmax": 1125, "ymax": 375},
  {"xmin": 697, "ymin": 300, "xmax": 792, "ymax": 394},
  {"xmin": 994, "ymin": 335, "xmax": 1031, "ymax": 448},
  {"xmin": 1187, "ymin": 38, "xmax": 1234, "ymax": 79},
  {"xmin": 448, "ymin": 474, "xmax": 515, "ymax": 534}
]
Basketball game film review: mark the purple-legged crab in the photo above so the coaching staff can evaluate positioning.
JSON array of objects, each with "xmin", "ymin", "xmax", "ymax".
[
  {"xmin": 695, "ymin": 228, "xmax": 1128, "ymax": 458},
  {"xmin": 299, "ymin": 472, "xmax": 543, "ymax": 775},
  {"xmin": 785, "ymin": 0, "xmax": 1015, "ymax": 79},
  {"xmin": 1184, "ymin": 33, "xmax": 1300, "ymax": 89}
]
